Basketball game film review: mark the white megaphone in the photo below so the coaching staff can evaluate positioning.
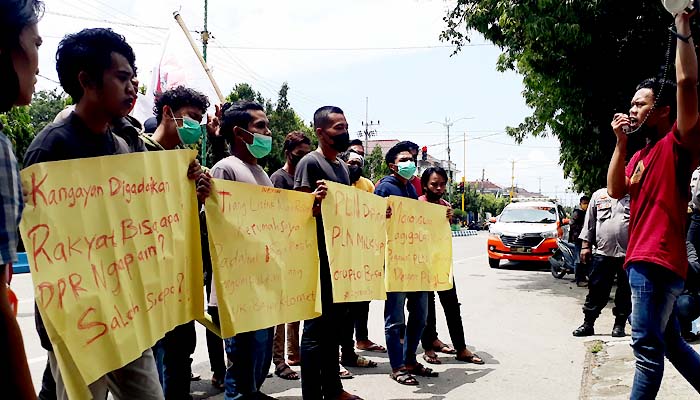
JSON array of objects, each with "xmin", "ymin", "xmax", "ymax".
[{"xmin": 663, "ymin": 0, "xmax": 699, "ymax": 14}]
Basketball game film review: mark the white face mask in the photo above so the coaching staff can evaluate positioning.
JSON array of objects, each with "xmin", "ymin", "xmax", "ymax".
[{"xmin": 662, "ymin": 0, "xmax": 697, "ymax": 14}]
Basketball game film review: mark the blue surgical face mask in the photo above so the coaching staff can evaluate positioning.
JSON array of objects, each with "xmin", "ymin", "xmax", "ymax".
[
  {"xmin": 239, "ymin": 127, "xmax": 272, "ymax": 159},
  {"xmin": 396, "ymin": 160, "xmax": 417, "ymax": 180}
]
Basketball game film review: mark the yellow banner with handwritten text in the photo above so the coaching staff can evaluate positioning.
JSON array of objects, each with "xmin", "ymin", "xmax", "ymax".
[
  {"xmin": 321, "ymin": 181, "xmax": 387, "ymax": 302},
  {"xmin": 19, "ymin": 150, "xmax": 204, "ymax": 400},
  {"xmin": 385, "ymin": 196, "xmax": 453, "ymax": 292},
  {"xmin": 205, "ymin": 179, "xmax": 320, "ymax": 337}
]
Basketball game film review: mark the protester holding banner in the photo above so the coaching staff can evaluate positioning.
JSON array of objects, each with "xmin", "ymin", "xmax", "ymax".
[
  {"xmin": 294, "ymin": 106, "xmax": 363, "ymax": 400},
  {"xmin": 269, "ymin": 131, "xmax": 312, "ymax": 381},
  {"xmin": 22, "ymin": 28, "xmax": 164, "ymax": 399},
  {"xmin": 145, "ymin": 86, "xmax": 212, "ymax": 399},
  {"xmin": 0, "ymin": 0, "xmax": 43, "ymax": 398},
  {"xmin": 375, "ymin": 142, "xmax": 436, "ymax": 386},
  {"xmin": 418, "ymin": 167, "xmax": 484, "ymax": 366},
  {"xmin": 208, "ymin": 100, "xmax": 277, "ymax": 400},
  {"xmin": 338, "ymin": 150, "xmax": 387, "ymax": 359}
]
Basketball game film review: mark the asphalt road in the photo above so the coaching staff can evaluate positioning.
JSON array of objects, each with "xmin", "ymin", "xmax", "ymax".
[{"xmin": 13, "ymin": 233, "xmax": 618, "ymax": 399}]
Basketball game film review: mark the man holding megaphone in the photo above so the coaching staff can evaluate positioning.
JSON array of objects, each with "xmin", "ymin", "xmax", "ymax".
[{"xmin": 607, "ymin": 4, "xmax": 700, "ymax": 399}]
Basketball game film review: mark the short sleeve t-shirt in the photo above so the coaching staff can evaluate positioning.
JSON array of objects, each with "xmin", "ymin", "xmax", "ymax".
[
  {"xmin": 23, "ymin": 112, "xmax": 132, "ymax": 352},
  {"xmin": 294, "ymin": 150, "xmax": 350, "ymax": 190},
  {"xmin": 270, "ymin": 168, "xmax": 295, "ymax": 190},
  {"xmin": 210, "ymin": 155, "xmax": 273, "ymax": 187},
  {"xmin": 353, "ymin": 176, "xmax": 375, "ymax": 193},
  {"xmin": 294, "ymin": 150, "xmax": 350, "ymax": 270},
  {"xmin": 208, "ymin": 155, "xmax": 272, "ymax": 307},
  {"xmin": 624, "ymin": 123, "xmax": 697, "ymax": 279},
  {"xmin": 410, "ymin": 176, "xmax": 423, "ymax": 197}
]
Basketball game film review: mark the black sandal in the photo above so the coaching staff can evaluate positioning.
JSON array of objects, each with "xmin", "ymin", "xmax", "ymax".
[
  {"xmin": 390, "ymin": 370, "xmax": 419, "ymax": 386},
  {"xmin": 406, "ymin": 362, "xmax": 439, "ymax": 377},
  {"xmin": 456, "ymin": 353, "xmax": 485, "ymax": 365}
]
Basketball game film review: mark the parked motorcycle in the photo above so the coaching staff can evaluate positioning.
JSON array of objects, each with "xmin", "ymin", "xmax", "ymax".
[{"xmin": 549, "ymin": 239, "xmax": 577, "ymax": 279}]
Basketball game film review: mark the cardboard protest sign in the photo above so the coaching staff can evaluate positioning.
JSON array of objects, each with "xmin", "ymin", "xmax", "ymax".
[
  {"xmin": 321, "ymin": 181, "xmax": 387, "ymax": 302},
  {"xmin": 205, "ymin": 180, "xmax": 320, "ymax": 337},
  {"xmin": 20, "ymin": 150, "xmax": 203, "ymax": 399},
  {"xmin": 385, "ymin": 196, "xmax": 453, "ymax": 292}
]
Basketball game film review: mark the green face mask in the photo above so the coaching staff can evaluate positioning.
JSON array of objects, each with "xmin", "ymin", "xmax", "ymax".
[
  {"xmin": 396, "ymin": 160, "xmax": 417, "ymax": 180},
  {"xmin": 240, "ymin": 128, "xmax": 272, "ymax": 159},
  {"xmin": 170, "ymin": 110, "xmax": 202, "ymax": 145}
]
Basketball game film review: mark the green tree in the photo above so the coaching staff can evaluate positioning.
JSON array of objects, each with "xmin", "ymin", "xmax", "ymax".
[
  {"xmin": 365, "ymin": 144, "xmax": 391, "ymax": 181},
  {"xmin": 266, "ymin": 82, "xmax": 315, "ymax": 173},
  {"xmin": 224, "ymin": 82, "xmax": 314, "ymax": 174},
  {"xmin": 29, "ymin": 89, "xmax": 69, "ymax": 133},
  {"xmin": 0, "ymin": 106, "xmax": 34, "ymax": 167},
  {"xmin": 441, "ymin": 1, "xmax": 679, "ymax": 193}
]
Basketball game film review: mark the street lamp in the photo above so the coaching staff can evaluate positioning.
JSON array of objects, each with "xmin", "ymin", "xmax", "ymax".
[{"xmin": 426, "ymin": 117, "xmax": 473, "ymax": 198}]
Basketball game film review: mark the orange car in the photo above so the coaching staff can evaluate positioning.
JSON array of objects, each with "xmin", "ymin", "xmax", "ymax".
[{"xmin": 487, "ymin": 199, "xmax": 569, "ymax": 268}]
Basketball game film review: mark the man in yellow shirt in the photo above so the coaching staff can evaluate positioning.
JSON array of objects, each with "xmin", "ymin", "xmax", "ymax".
[
  {"xmin": 344, "ymin": 150, "xmax": 375, "ymax": 193},
  {"xmin": 339, "ymin": 150, "xmax": 387, "ymax": 355}
]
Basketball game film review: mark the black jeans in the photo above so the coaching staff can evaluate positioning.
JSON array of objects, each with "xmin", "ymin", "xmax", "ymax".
[
  {"xmin": 161, "ymin": 321, "xmax": 196, "ymax": 400},
  {"xmin": 677, "ymin": 292, "xmax": 700, "ymax": 335},
  {"xmin": 354, "ymin": 301, "xmax": 370, "ymax": 342},
  {"xmin": 38, "ymin": 359, "xmax": 56, "ymax": 400},
  {"xmin": 688, "ymin": 212, "xmax": 700, "ymax": 252},
  {"xmin": 300, "ymin": 244, "xmax": 344, "ymax": 399},
  {"xmin": 206, "ymin": 306, "xmax": 226, "ymax": 381},
  {"xmin": 582, "ymin": 255, "xmax": 631, "ymax": 325},
  {"xmin": 340, "ymin": 301, "xmax": 370, "ymax": 358},
  {"xmin": 421, "ymin": 281, "xmax": 467, "ymax": 352}
]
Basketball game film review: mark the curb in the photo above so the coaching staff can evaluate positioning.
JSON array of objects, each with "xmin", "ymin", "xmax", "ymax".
[{"xmin": 452, "ymin": 230, "xmax": 478, "ymax": 237}]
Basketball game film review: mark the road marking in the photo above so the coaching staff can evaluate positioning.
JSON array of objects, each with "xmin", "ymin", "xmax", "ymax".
[{"xmin": 454, "ymin": 255, "xmax": 482, "ymax": 264}]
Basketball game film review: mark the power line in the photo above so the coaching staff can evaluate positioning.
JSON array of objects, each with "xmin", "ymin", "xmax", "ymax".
[
  {"xmin": 45, "ymin": 10, "xmax": 168, "ymax": 31},
  {"xmin": 41, "ymin": 34, "xmax": 160, "ymax": 46},
  {"xmin": 209, "ymin": 44, "xmax": 490, "ymax": 52},
  {"xmin": 38, "ymin": 74, "xmax": 60, "ymax": 84}
]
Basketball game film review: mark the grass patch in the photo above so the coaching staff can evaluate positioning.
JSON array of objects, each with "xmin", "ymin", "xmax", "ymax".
[{"xmin": 590, "ymin": 342, "xmax": 604, "ymax": 354}]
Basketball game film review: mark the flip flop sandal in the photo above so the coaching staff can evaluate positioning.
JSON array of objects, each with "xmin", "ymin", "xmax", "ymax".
[
  {"xmin": 456, "ymin": 353, "xmax": 485, "ymax": 365},
  {"xmin": 211, "ymin": 376, "xmax": 224, "ymax": 391},
  {"xmin": 390, "ymin": 370, "xmax": 419, "ymax": 386},
  {"xmin": 339, "ymin": 366, "xmax": 354, "ymax": 379},
  {"xmin": 275, "ymin": 365, "xmax": 300, "ymax": 380},
  {"xmin": 287, "ymin": 359, "xmax": 301, "ymax": 366},
  {"xmin": 407, "ymin": 362, "xmax": 439, "ymax": 377},
  {"xmin": 357, "ymin": 342, "xmax": 387, "ymax": 353},
  {"xmin": 423, "ymin": 352, "xmax": 442, "ymax": 365},
  {"xmin": 341, "ymin": 355, "xmax": 377, "ymax": 368},
  {"xmin": 433, "ymin": 343, "xmax": 457, "ymax": 354}
]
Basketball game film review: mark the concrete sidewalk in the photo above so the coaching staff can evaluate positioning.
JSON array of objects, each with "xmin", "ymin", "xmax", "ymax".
[{"xmin": 580, "ymin": 338, "xmax": 700, "ymax": 399}]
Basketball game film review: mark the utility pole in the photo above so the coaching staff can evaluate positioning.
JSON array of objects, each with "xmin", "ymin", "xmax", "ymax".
[
  {"xmin": 481, "ymin": 168, "xmax": 485, "ymax": 193},
  {"xmin": 200, "ymin": 0, "xmax": 210, "ymax": 165},
  {"xmin": 202, "ymin": 0, "xmax": 210, "ymax": 62},
  {"xmin": 427, "ymin": 117, "xmax": 473, "ymax": 199},
  {"xmin": 359, "ymin": 97, "xmax": 380, "ymax": 151},
  {"xmin": 462, "ymin": 130, "xmax": 466, "ymax": 212},
  {"xmin": 510, "ymin": 160, "xmax": 516, "ymax": 201}
]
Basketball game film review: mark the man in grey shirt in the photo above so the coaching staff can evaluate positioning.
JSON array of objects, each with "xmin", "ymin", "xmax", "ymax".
[
  {"xmin": 573, "ymin": 188, "xmax": 632, "ymax": 338},
  {"xmin": 208, "ymin": 101, "xmax": 275, "ymax": 400}
]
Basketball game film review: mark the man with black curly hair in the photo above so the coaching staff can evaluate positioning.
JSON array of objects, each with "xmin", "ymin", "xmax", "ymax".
[
  {"xmin": 145, "ymin": 85, "xmax": 212, "ymax": 399},
  {"xmin": 24, "ymin": 28, "xmax": 207, "ymax": 400}
]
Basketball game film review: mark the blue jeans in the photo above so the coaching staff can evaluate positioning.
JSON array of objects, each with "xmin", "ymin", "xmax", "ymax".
[
  {"xmin": 627, "ymin": 262, "xmax": 700, "ymax": 399},
  {"xmin": 384, "ymin": 291, "xmax": 428, "ymax": 370},
  {"xmin": 223, "ymin": 327, "xmax": 274, "ymax": 400}
]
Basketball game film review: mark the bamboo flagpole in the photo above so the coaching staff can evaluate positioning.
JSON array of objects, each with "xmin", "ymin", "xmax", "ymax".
[{"xmin": 173, "ymin": 11, "xmax": 225, "ymax": 102}]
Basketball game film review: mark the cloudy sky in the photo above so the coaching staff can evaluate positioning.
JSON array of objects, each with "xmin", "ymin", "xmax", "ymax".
[{"xmin": 35, "ymin": 0, "xmax": 582, "ymax": 206}]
